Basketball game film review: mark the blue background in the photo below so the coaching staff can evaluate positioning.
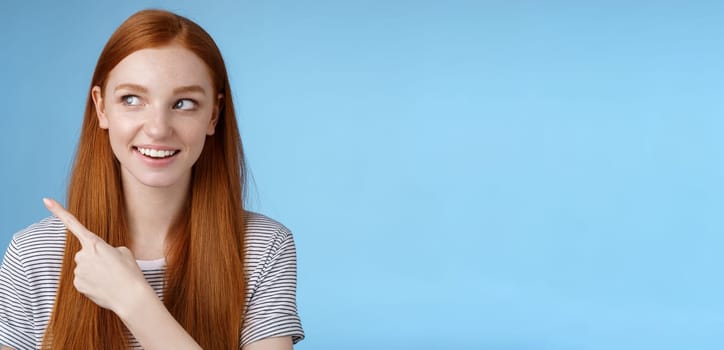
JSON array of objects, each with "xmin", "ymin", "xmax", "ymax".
[{"xmin": 1, "ymin": 1, "xmax": 723, "ymax": 349}]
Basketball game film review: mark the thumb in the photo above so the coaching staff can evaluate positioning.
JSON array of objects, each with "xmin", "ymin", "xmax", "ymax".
[{"xmin": 116, "ymin": 246, "xmax": 134, "ymax": 258}]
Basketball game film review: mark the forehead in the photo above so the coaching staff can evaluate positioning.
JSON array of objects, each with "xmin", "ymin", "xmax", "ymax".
[{"xmin": 105, "ymin": 45, "xmax": 214, "ymax": 92}]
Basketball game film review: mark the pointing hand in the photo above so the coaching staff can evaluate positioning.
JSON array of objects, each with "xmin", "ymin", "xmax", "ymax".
[{"xmin": 43, "ymin": 198, "xmax": 152, "ymax": 314}]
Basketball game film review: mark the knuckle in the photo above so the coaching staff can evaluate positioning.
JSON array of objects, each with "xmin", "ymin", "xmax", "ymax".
[{"xmin": 75, "ymin": 249, "xmax": 89, "ymax": 258}]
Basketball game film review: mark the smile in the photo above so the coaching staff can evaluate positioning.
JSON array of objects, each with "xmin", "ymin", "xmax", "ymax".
[{"xmin": 134, "ymin": 147, "xmax": 179, "ymax": 159}]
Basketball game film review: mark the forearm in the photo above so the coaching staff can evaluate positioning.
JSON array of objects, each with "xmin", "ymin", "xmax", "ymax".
[{"xmin": 117, "ymin": 283, "xmax": 201, "ymax": 350}]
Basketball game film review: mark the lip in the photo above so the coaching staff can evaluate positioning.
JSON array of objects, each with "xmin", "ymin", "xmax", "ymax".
[
  {"xmin": 132, "ymin": 146, "xmax": 180, "ymax": 168},
  {"xmin": 134, "ymin": 144, "xmax": 180, "ymax": 151}
]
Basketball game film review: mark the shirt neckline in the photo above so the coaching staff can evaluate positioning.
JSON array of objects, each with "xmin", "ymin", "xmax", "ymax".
[{"xmin": 135, "ymin": 257, "xmax": 166, "ymax": 270}]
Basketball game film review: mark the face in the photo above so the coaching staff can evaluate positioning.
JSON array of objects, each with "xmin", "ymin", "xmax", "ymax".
[{"xmin": 92, "ymin": 45, "xmax": 221, "ymax": 190}]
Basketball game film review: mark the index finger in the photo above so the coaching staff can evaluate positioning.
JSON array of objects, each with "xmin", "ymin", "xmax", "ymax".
[{"xmin": 43, "ymin": 198, "xmax": 100, "ymax": 248}]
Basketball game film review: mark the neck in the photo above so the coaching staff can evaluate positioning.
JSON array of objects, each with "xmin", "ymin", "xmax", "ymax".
[{"xmin": 121, "ymin": 172, "xmax": 190, "ymax": 260}]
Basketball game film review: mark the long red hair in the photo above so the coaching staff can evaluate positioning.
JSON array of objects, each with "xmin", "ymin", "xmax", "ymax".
[{"xmin": 42, "ymin": 9, "xmax": 247, "ymax": 349}]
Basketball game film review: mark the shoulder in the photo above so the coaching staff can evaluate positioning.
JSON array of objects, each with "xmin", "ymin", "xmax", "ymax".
[
  {"xmin": 242, "ymin": 211, "xmax": 297, "ymax": 276},
  {"xmin": 0, "ymin": 217, "xmax": 66, "ymax": 345},
  {"xmin": 243, "ymin": 211, "xmax": 294, "ymax": 246},
  {"xmin": 7, "ymin": 216, "xmax": 66, "ymax": 259},
  {"xmin": 240, "ymin": 212, "xmax": 304, "ymax": 345},
  {"xmin": 1, "ymin": 216, "xmax": 65, "ymax": 290}
]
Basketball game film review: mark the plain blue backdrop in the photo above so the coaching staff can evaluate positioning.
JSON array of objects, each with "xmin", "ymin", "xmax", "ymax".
[{"xmin": 1, "ymin": 1, "xmax": 723, "ymax": 349}]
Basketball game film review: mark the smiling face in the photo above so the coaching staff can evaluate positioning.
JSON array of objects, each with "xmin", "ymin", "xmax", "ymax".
[{"xmin": 92, "ymin": 45, "xmax": 221, "ymax": 190}]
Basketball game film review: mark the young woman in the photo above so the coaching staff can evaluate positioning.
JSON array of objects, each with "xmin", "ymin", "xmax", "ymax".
[{"xmin": 0, "ymin": 9, "xmax": 304, "ymax": 350}]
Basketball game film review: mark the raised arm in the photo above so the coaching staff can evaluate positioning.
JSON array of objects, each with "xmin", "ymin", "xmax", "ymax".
[{"xmin": 43, "ymin": 198, "xmax": 202, "ymax": 349}]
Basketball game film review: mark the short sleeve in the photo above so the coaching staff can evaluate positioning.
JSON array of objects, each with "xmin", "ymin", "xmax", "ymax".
[
  {"xmin": 0, "ymin": 238, "xmax": 37, "ymax": 350},
  {"xmin": 240, "ymin": 229, "xmax": 304, "ymax": 346}
]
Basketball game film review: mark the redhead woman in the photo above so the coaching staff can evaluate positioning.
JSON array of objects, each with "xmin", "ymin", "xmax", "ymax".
[{"xmin": 0, "ymin": 9, "xmax": 304, "ymax": 350}]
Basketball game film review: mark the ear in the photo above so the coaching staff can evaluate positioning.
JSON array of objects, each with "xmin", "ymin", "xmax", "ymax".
[
  {"xmin": 207, "ymin": 93, "xmax": 222, "ymax": 135},
  {"xmin": 91, "ymin": 86, "xmax": 109, "ymax": 129}
]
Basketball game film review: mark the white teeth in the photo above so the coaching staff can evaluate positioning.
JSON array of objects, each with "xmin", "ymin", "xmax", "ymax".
[{"xmin": 137, "ymin": 147, "xmax": 176, "ymax": 158}]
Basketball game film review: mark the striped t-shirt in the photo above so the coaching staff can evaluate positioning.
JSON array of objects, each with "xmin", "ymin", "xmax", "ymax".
[{"xmin": 0, "ymin": 212, "xmax": 304, "ymax": 349}]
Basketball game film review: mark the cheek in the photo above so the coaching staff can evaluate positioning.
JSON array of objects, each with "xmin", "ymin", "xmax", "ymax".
[
  {"xmin": 106, "ymin": 128, "xmax": 129, "ymax": 159},
  {"xmin": 175, "ymin": 121, "xmax": 211, "ymax": 162},
  {"xmin": 184, "ymin": 124, "xmax": 211, "ymax": 151},
  {"xmin": 105, "ymin": 115, "xmax": 140, "ymax": 151},
  {"xmin": 178, "ymin": 113, "xmax": 214, "ymax": 144}
]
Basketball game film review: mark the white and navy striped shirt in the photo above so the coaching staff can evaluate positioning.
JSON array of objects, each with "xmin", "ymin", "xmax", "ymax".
[{"xmin": 0, "ymin": 212, "xmax": 304, "ymax": 349}]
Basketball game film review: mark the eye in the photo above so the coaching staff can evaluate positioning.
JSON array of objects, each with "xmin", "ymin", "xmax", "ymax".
[
  {"xmin": 121, "ymin": 95, "xmax": 141, "ymax": 106},
  {"xmin": 173, "ymin": 99, "xmax": 197, "ymax": 111}
]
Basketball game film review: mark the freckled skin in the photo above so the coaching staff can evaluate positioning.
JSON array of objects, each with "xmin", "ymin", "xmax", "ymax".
[{"xmin": 91, "ymin": 45, "xmax": 221, "ymax": 190}]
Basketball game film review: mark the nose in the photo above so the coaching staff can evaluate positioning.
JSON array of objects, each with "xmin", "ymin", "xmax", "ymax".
[{"xmin": 143, "ymin": 105, "xmax": 173, "ymax": 139}]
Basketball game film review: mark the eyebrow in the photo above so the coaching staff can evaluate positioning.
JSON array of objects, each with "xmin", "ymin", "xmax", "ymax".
[
  {"xmin": 113, "ymin": 83, "xmax": 207, "ymax": 96},
  {"xmin": 114, "ymin": 83, "xmax": 148, "ymax": 94},
  {"xmin": 173, "ymin": 85, "xmax": 207, "ymax": 96}
]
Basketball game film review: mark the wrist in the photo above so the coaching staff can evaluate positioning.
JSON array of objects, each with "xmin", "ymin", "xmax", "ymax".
[{"xmin": 114, "ymin": 280, "xmax": 158, "ymax": 322}]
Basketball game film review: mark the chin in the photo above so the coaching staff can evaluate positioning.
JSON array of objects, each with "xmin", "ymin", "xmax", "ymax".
[
  {"xmin": 119, "ymin": 164, "xmax": 191, "ymax": 190},
  {"xmin": 130, "ymin": 172, "xmax": 188, "ymax": 189},
  {"xmin": 141, "ymin": 178, "xmax": 184, "ymax": 188},
  {"xmin": 141, "ymin": 180, "xmax": 177, "ymax": 188}
]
